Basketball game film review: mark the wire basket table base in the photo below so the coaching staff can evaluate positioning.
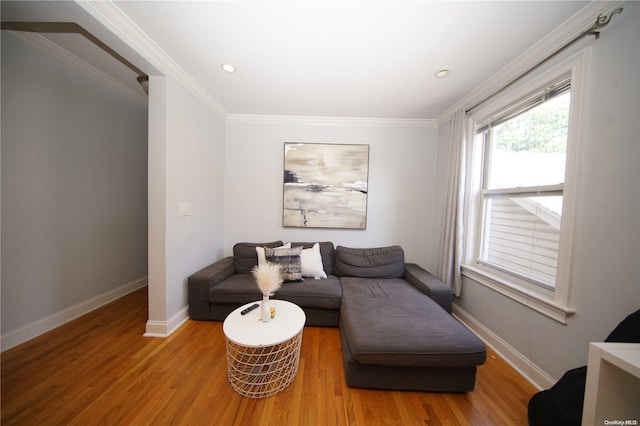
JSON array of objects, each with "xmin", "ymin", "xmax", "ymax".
[{"xmin": 225, "ymin": 329, "xmax": 303, "ymax": 398}]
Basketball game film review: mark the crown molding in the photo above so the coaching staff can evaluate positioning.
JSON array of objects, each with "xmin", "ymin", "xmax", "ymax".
[
  {"xmin": 14, "ymin": 31, "xmax": 148, "ymax": 106},
  {"xmin": 437, "ymin": 0, "xmax": 625, "ymax": 126},
  {"xmin": 74, "ymin": 1, "xmax": 435, "ymax": 126},
  {"xmin": 226, "ymin": 114, "xmax": 437, "ymax": 128},
  {"xmin": 76, "ymin": 0, "xmax": 228, "ymax": 120}
]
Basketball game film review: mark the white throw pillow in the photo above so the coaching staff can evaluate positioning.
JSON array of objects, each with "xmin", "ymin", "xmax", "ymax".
[
  {"xmin": 300, "ymin": 243, "xmax": 327, "ymax": 279},
  {"xmin": 256, "ymin": 242, "xmax": 290, "ymax": 265}
]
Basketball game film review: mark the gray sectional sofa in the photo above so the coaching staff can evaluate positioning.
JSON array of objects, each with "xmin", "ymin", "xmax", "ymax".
[{"xmin": 188, "ymin": 241, "xmax": 486, "ymax": 392}]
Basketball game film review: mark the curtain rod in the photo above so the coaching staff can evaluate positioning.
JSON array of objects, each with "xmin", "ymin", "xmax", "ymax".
[
  {"xmin": 1, "ymin": 21, "xmax": 148, "ymax": 92},
  {"xmin": 465, "ymin": 7, "xmax": 623, "ymax": 116}
]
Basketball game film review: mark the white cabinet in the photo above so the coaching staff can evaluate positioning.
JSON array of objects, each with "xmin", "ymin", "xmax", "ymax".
[{"xmin": 582, "ymin": 342, "xmax": 640, "ymax": 426}]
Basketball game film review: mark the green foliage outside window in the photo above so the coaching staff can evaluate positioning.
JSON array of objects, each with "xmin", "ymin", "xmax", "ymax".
[{"xmin": 494, "ymin": 92, "xmax": 570, "ymax": 153}]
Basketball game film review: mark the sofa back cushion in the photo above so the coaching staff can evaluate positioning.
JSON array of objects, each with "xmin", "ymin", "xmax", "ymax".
[
  {"xmin": 291, "ymin": 242, "xmax": 335, "ymax": 276},
  {"xmin": 233, "ymin": 241, "xmax": 283, "ymax": 274},
  {"xmin": 334, "ymin": 245, "xmax": 405, "ymax": 278}
]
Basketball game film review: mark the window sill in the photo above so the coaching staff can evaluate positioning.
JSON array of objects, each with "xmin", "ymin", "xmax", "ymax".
[{"xmin": 461, "ymin": 264, "xmax": 576, "ymax": 324}]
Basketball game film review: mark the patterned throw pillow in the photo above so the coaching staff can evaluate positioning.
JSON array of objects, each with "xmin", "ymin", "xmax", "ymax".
[
  {"xmin": 256, "ymin": 242, "xmax": 291, "ymax": 265},
  {"xmin": 264, "ymin": 246, "xmax": 304, "ymax": 282}
]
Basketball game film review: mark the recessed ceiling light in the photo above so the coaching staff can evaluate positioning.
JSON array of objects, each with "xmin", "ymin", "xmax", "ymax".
[
  {"xmin": 221, "ymin": 64, "xmax": 236, "ymax": 73},
  {"xmin": 434, "ymin": 69, "xmax": 450, "ymax": 78}
]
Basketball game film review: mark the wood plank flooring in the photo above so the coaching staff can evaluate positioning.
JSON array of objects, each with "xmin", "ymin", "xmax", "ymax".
[{"xmin": 2, "ymin": 287, "xmax": 538, "ymax": 425}]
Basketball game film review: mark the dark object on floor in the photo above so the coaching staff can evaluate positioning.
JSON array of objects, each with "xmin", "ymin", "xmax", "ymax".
[{"xmin": 527, "ymin": 308, "xmax": 640, "ymax": 426}]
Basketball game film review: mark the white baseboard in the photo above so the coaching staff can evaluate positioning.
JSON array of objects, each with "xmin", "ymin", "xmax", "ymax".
[
  {"xmin": 1, "ymin": 276, "xmax": 148, "ymax": 352},
  {"xmin": 144, "ymin": 305, "xmax": 189, "ymax": 338},
  {"xmin": 453, "ymin": 303, "xmax": 556, "ymax": 390}
]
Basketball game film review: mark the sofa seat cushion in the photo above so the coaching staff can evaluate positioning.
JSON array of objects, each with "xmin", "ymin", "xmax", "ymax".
[
  {"xmin": 274, "ymin": 275, "xmax": 342, "ymax": 309},
  {"xmin": 340, "ymin": 277, "xmax": 486, "ymax": 368},
  {"xmin": 209, "ymin": 274, "xmax": 263, "ymax": 305},
  {"xmin": 210, "ymin": 273, "xmax": 342, "ymax": 310}
]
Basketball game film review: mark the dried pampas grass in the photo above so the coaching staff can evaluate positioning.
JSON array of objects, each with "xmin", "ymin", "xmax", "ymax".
[{"xmin": 252, "ymin": 262, "xmax": 283, "ymax": 296}]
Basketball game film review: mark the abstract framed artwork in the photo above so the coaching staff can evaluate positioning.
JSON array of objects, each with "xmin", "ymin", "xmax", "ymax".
[{"xmin": 283, "ymin": 142, "xmax": 369, "ymax": 229}]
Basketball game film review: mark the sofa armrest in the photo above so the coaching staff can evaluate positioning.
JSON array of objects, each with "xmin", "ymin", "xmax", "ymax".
[
  {"xmin": 188, "ymin": 257, "xmax": 235, "ymax": 319},
  {"xmin": 404, "ymin": 263, "xmax": 453, "ymax": 313}
]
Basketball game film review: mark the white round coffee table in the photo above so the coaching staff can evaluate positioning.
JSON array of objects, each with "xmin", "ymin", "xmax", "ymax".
[{"xmin": 223, "ymin": 299, "xmax": 306, "ymax": 398}]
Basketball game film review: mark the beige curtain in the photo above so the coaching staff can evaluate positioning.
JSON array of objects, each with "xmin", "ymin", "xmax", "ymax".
[{"xmin": 438, "ymin": 109, "xmax": 469, "ymax": 297}]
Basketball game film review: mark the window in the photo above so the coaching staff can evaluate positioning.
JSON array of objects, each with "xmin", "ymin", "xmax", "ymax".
[
  {"xmin": 462, "ymin": 54, "xmax": 585, "ymax": 324},
  {"xmin": 476, "ymin": 75, "xmax": 570, "ymax": 290}
]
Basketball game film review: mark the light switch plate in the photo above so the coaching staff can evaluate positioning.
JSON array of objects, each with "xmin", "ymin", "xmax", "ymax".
[{"xmin": 178, "ymin": 202, "xmax": 191, "ymax": 216}]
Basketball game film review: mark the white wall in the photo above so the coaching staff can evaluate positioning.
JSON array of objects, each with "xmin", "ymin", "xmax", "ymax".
[
  {"xmin": 146, "ymin": 75, "xmax": 226, "ymax": 335},
  {"xmin": 224, "ymin": 118, "xmax": 438, "ymax": 269},
  {"xmin": 1, "ymin": 32, "xmax": 148, "ymax": 345},
  {"xmin": 439, "ymin": 1, "xmax": 640, "ymax": 383}
]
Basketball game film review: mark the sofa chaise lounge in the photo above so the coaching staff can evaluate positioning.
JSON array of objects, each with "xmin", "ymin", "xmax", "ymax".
[{"xmin": 188, "ymin": 241, "xmax": 486, "ymax": 392}]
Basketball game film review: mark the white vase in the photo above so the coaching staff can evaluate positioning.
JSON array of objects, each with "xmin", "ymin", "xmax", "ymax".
[{"xmin": 261, "ymin": 294, "xmax": 271, "ymax": 322}]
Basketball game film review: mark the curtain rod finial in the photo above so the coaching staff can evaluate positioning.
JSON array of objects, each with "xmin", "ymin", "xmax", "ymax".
[{"xmin": 137, "ymin": 75, "xmax": 149, "ymax": 94}]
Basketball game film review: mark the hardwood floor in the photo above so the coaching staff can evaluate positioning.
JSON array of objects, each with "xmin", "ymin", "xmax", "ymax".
[{"xmin": 2, "ymin": 288, "xmax": 538, "ymax": 425}]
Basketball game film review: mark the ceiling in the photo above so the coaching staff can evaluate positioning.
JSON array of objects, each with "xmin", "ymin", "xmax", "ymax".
[{"xmin": 2, "ymin": 1, "xmax": 592, "ymax": 119}]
